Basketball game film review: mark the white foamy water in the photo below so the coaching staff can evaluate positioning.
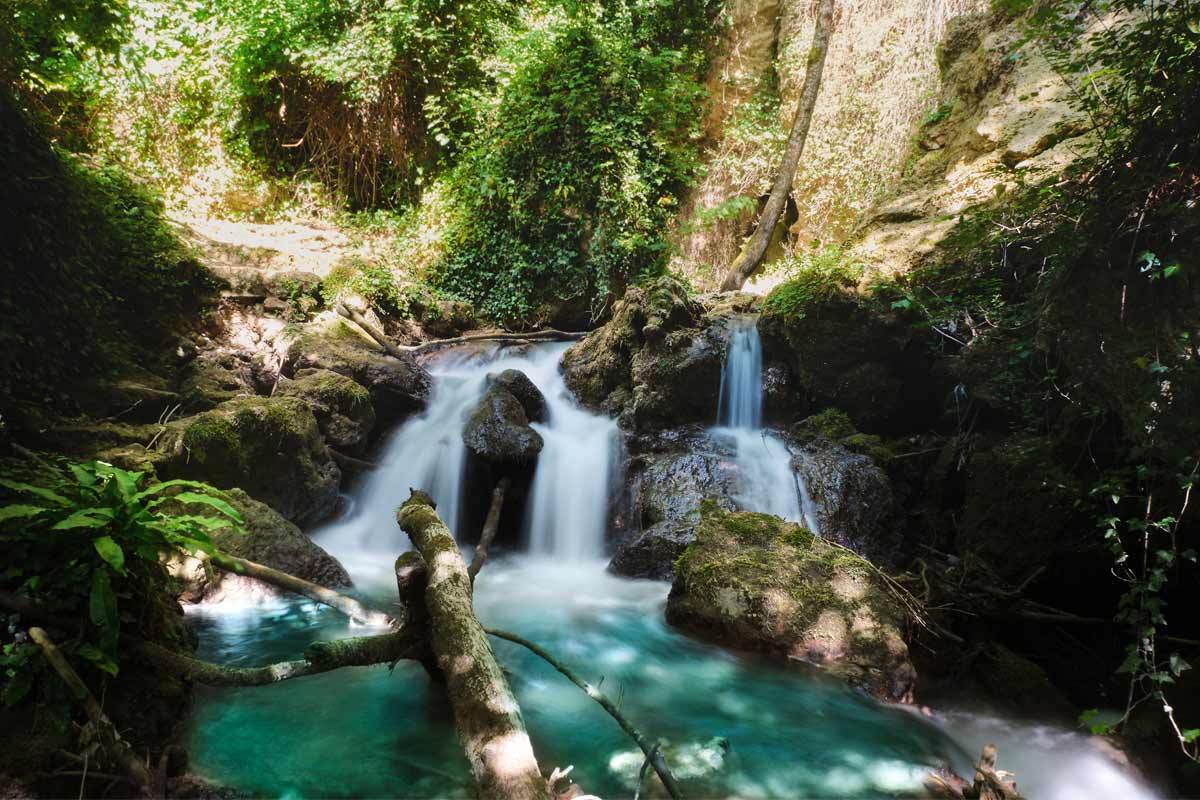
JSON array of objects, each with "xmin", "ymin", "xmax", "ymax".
[
  {"xmin": 712, "ymin": 318, "xmax": 820, "ymax": 532},
  {"xmin": 309, "ymin": 343, "xmax": 617, "ymax": 584}
]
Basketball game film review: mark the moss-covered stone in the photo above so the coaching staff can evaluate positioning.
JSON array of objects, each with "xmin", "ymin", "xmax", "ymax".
[
  {"xmin": 177, "ymin": 354, "xmax": 256, "ymax": 411},
  {"xmin": 667, "ymin": 503, "xmax": 916, "ymax": 701},
  {"xmin": 168, "ymin": 488, "xmax": 351, "ymax": 603},
  {"xmin": 285, "ymin": 316, "xmax": 430, "ymax": 427},
  {"xmin": 791, "ymin": 408, "xmax": 894, "ymax": 465},
  {"xmin": 275, "ymin": 368, "xmax": 375, "ymax": 453},
  {"xmin": 462, "ymin": 383, "xmax": 543, "ymax": 466},
  {"xmin": 157, "ymin": 395, "xmax": 340, "ymax": 526}
]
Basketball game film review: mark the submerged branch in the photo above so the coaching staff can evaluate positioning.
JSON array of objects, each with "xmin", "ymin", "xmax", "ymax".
[
  {"xmin": 469, "ymin": 476, "xmax": 510, "ymax": 580},
  {"xmin": 485, "ymin": 627, "xmax": 683, "ymax": 800}
]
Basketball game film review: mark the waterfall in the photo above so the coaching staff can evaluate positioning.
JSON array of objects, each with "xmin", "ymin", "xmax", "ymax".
[
  {"xmin": 713, "ymin": 318, "xmax": 821, "ymax": 532},
  {"xmin": 717, "ymin": 321, "xmax": 764, "ymax": 429},
  {"xmin": 310, "ymin": 344, "xmax": 616, "ymax": 586}
]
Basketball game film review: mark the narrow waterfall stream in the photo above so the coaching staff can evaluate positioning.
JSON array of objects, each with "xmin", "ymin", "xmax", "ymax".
[
  {"xmin": 712, "ymin": 318, "xmax": 820, "ymax": 531},
  {"xmin": 183, "ymin": 342, "xmax": 1160, "ymax": 800}
]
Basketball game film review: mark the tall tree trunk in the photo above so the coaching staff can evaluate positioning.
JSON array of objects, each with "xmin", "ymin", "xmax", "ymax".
[
  {"xmin": 720, "ymin": 0, "xmax": 836, "ymax": 291},
  {"xmin": 396, "ymin": 491, "xmax": 547, "ymax": 800}
]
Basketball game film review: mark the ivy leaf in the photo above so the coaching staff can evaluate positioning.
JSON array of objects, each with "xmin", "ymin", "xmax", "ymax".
[
  {"xmin": 1170, "ymin": 653, "xmax": 1192, "ymax": 676},
  {"xmin": 93, "ymin": 536, "xmax": 126, "ymax": 574},
  {"xmin": 1183, "ymin": 729, "xmax": 1200, "ymax": 743}
]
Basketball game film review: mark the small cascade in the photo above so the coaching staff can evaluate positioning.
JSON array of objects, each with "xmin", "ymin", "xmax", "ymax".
[
  {"xmin": 713, "ymin": 317, "xmax": 821, "ymax": 532},
  {"xmin": 311, "ymin": 344, "xmax": 616, "ymax": 585}
]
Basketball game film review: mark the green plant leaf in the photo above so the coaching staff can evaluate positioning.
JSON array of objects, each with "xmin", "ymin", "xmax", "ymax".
[
  {"xmin": 92, "ymin": 536, "xmax": 125, "ymax": 574},
  {"xmin": 0, "ymin": 504, "xmax": 49, "ymax": 523},
  {"xmin": 131, "ymin": 479, "xmax": 233, "ymax": 502},
  {"xmin": 75, "ymin": 643, "xmax": 119, "ymax": 676},
  {"xmin": 148, "ymin": 492, "xmax": 242, "ymax": 522},
  {"xmin": 0, "ymin": 479, "xmax": 71, "ymax": 507},
  {"xmin": 51, "ymin": 507, "xmax": 115, "ymax": 530},
  {"xmin": 89, "ymin": 569, "xmax": 118, "ymax": 636}
]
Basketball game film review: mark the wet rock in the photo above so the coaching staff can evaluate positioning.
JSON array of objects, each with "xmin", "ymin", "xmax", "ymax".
[
  {"xmin": 169, "ymin": 489, "xmax": 351, "ymax": 603},
  {"xmin": 462, "ymin": 383, "xmax": 544, "ymax": 466},
  {"xmin": 490, "ymin": 368, "xmax": 546, "ymax": 423},
  {"xmin": 157, "ymin": 395, "xmax": 340, "ymax": 526},
  {"xmin": 275, "ymin": 368, "xmax": 376, "ymax": 453},
  {"xmin": 667, "ymin": 503, "xmax": 916, "ymax": 702},
  {"xmin": 285, "ymin": 317, "xmax": 431, "ymax": 427},
  {"xmin": 609, "ymin": 426, "xmax": 740, "ymax": 580}
]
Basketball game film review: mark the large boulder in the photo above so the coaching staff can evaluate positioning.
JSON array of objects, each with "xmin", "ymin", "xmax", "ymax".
[
  {"xmin": 561, "ymin": 277, "xmax": 728, "ymax": 429},
  {"xmin": 462, "ymin": 383, "xmax": 544, "ymax": 466},
  {"xmin": 667, "ymin": 503, "xmax": 916, "ymax": 702},
  {"xmin": 284, "ymin": 317, "xmax": 431, "ymax": 427},
  {"xmin": 275, "ymin": 368, "xmax": 375, "ymax": 454},
  {"xmin": 490, "ymin": 369, "xmax": 546, "ymax": 423},
  {"xmin": 177, "ymin": 352, "xmax": 257, "ymax": 412},
  {"xmin": 156, "ymin": 396, "xmax": 340, "ymax": 526},
  {"xmin": 609, "ymin": 427, "xmax": 739, "ymax": 580},
  {"xmin": 169, "ymin": 489, "xmax": 351, "ymax": 603}
]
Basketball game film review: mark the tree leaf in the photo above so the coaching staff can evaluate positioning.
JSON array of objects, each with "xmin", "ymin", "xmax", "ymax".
[
  {"xmin": 51, "ymin": 507, "xmax": 115, "ymax": 530},
  {"xmin": 93, "ymin": 536, "xmax": 125, "ymax": 574}
]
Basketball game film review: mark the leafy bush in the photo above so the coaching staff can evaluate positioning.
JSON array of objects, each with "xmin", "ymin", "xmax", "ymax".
[
  {"xmin": 763, "ymin": 247, "xmax": 865, "ymax": 320},
  {"xmin": 1, "ymin": 460, "xmax": 240, "ymax": 704},
  {"xmin": 0, "ymin": 85, "xmax": 213, "ymax": 411},
  {"xmin": 433, "ymin": 1, "xmax": 717, "ymax": 325}
]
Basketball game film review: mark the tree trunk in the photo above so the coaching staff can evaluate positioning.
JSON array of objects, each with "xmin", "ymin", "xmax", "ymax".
[
  {"xmin": 469, "ymin": 477, "xmax": 510, "ymax": 580},
  {"xmin": 720, "ymin": 0, "xmax": 836, "ymax": 291},
  {"xmin": 396, "ymin": 491, "xmax": 546, "ymax": 800}
]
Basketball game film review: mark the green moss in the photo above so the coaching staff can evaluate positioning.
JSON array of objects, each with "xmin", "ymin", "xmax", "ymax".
[
  {"xmin": 792, "ymin": 409, "xmax": 894, "ymax": 464},
  {"xmin": 181, "ymin": 414, "xmax": 240, "ymax": 465}
]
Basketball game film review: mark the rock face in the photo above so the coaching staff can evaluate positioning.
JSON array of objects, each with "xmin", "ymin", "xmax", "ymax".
[
  {"xmin": 170, "ymin": 489, "xmax": 351, "ymax": 603},
  {"xmin": 178, "ymin": 352, "xmax": 257, "ymax": 412},
  {"xmin": 275, "ymin": 368, "xmax": 376, "ymax": 454},
  {"xmin": 285, "ymin": 317, "xmax": 431, "ymax": 426},
  {"xmin": 610, "ymin": 421, "xmax": 900, "ymax": 579},
  {"xmin": 667, "ymin": 503, "xmax": 916, "ymax": 702},
  {"xmin": 462, "ymin": 381, "xmax": 544, "ymax": 466},
  {"xmin": 609, "ymin": 427, "xmax": 740, "ymax": 580},
  {"xmin": 157, "ymin": 395, "xmax": 340, "ymax": 526},
  {"xmin": 759, "ymin": 296, "xmax": 938, "ymax": 432},
  {"xmin": 561, "ymin": 278, "xmax": 729, "ymax": 429}
]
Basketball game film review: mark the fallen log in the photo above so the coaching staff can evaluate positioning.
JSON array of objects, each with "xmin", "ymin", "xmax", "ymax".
[
  {"xmin": 328, "ymin": 448, "xmax": 378, "ymax": 471},
  {"xmin": 974, "ymin": 744, "xmax": 1023, "ymax": 800},
  {"xmin": 397, "ymin": 490, "xmax": 546, "ymax": 800},
  {"xmin": 335, "ymin": 302, "xmax": 409, "ymax": 359},
  {"xmin": 486, "ymin": 628, "xmax": 682, "ymax": 799},
  {"xmin": 29, "ymin": 628, "xmax": 154, "ymax": 795},
  {"xmin": 205, "ymin": 551, "xmax": 396, "ymax": 627}
]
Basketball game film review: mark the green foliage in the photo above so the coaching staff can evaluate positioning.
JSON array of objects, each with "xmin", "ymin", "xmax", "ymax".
[
  {"xmin": 0, "ymin": 460, "xmax": 240, "ymax": 705},
  {"xmin": 0, "ymin": 85, "xmax": 213, "ymax": 411},
  {"xmin": 432, "ymin": 0, "xmax": 717, "ymax": 325},
  {"xmin": 762, "ymin": 247, "xmax": 865, "ymax": 320}
]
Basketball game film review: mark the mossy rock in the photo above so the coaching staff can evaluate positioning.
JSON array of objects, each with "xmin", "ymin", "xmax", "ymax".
[
  {"xmin": 276, "ymin": 368, "xmax": 376, "ymax": 453},
  {"xmin": 177, "ymin": 354, "xmax": 256, "ymax": 412},
  {"xmin": 462, "ymin": 383, "xmax": 543, "ymax": 467},
  {"xmin": 168, "ymin": 489, "xmax": 350, "ymax": 603},
  {"xmin": 667, "ymin": 503, "xmax": 916, "ymax": 701},
  {"xmin": 791, "ymin": 408, "xmax": 894, "ymax": 465},
  {"xmin": 285, "ymin": 316, "xmax": 430, "ymax": 427},
  {"xmin": 157, "ymin": 396, "xmax": 340, "ymax": 526}
]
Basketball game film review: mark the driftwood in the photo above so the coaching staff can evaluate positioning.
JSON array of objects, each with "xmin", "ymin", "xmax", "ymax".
[
  {"xmin": 469, "ymin": 477, "xmax": 510, "ymax": 580},
  {"xmin": 335, "ymin": 299, "xmax": 584, "ymax": 358},
  {"xmin": 28, "ymin": 628, "xmax": 154, "ymax": 796},
  {"xmin": 974, "ymin": 744, "xmax": 1023, "ymax": 800},
  {"xmin": 486, "ymin": 628, "xmax": 682, "ymax": 799},
  {"xmin": 328, "ymin": 448, "xmax": 378, "ymax": 471},
  {"xmin": 205, "ymin": 551, "xmax": 396, "ymax": 627},
  {"xmin": 396, "ymin": 490, "xmax": 547, "ymax": 800}
]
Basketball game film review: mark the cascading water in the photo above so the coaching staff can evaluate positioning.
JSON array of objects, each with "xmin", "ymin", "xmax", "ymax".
[
  {"xmin": 184, "ymin": 340, "xmax": 1162, "ymax": 800},
  {"xmin": 309, "ymin": 343, "xmax": 616, "ymax": 584},
  {"xmin": 712, "ymin": 317, "xmax": 820, "ymax": 531}
]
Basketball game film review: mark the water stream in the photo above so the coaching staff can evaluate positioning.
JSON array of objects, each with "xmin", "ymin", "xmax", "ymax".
[{"xmin": 184, "ymin": 341, "xmax": 1160, "ymax": 799}]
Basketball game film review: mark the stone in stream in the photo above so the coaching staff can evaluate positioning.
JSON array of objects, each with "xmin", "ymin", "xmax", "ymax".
[
  {"xmin": 275, "ymin": 368, "xmax": 376, "ymax": 454},
  {"xmin": 462, "ymin": 379, "xmax": 544, "ymax": 466},
  {"xmin": 666, "ymin": 502, "xmax": 916, "ymax": 702},
  {"xmin": 169, "ymin": 489, "xmax": 351, "ymax": 604}
]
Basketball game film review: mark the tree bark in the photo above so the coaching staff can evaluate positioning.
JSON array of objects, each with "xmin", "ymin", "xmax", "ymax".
[
  {"xmin": 720, "ymin": 0, "xmax": 836, "ymax": 291},
  {"xmin": 469, "ymin": 477, "xmax": 510, "ymax": 580},
  {"xmin": 206, "ymin": 551, "xmax": 396, "ymax": 628},
  {"xmin": 396, "ymin": 490, "xmax": 546, "ymax": 800},
  {"xmin": 335, "ymin": 302, "xmax": 409, "ymax": 359}
]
